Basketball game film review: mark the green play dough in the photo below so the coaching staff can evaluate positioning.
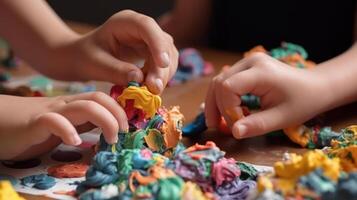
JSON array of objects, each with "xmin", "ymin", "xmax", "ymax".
[{"xmin": 237, "ymin": 161, "xmax": 258, "ymax": 180}]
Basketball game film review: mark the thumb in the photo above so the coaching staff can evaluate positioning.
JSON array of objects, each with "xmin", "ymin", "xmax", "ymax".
[
  {"xmin": 87, "ymin": 51, "xmax": 144, "ymax": 85},
  {"xmin": 232, "ymin": 107, "xmax": 286, "ymax": 139}
]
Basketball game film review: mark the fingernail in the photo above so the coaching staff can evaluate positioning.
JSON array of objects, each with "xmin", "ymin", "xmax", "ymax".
[
  {"xmin": 128, "ymin": 71, "xmax": 141, "ymax": 82},
  {"xmin": 73, "ymin": 136, "xmax": 82, "ymax": 146},
  {"xmin": 112, "ymin": 135, "xmax": 118, "ymax": 144},
  {"xmin": 120, "ymin": 123, "xmax": 129, "ymax": 133},
  {"xmin": 155, "ymin": 79, "xmax": 164, "ymax": 93},
  {"xmin": 160, "ymin": 52, "xmax": 170, "ymax": 67},
  {"xmin": 233, "ymin": 124, "xmax": 247, "ymax": 139}
]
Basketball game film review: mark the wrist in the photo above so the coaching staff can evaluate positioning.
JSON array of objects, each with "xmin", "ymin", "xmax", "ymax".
[
  {"xmin": 311, "ymin": 62, "xmax": 357, "ymax": 113},
  {"xmin": 48, "ymin": 29, "xmax": 80, "ymax": 58}
]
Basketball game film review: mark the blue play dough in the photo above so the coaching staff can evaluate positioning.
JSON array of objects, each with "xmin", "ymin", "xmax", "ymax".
[
  {"xmin": 21, "ymin": 174, "xmax": 56, "ymax": 190},
  {"xmin": 182, "ymin": 112, "xmax": 207, "ymax": 137},
  {"xmin": 82, "ymin": 152, "xmax": 119, "ymax": 187},
  {"xmin": 241, "ymin": 94, "xmax": 261, "ymax": 109},
  {"xmin": 132, "ymin": 152, "xmax": 150, "ymax": 169},
  {"xmin": 171, "ymin": 48, "xmax": 206, "ymax": 84},
  {"xmin": 182, "ymin": 94, "xmax": 260, "ymax": 138},
  {"xmin": 0, "ymin": 174, "xmax": 18, "ymax": 186},
  {"xmin": 0, "ymin": 72, "xmax": 10, "ymax": 82}
]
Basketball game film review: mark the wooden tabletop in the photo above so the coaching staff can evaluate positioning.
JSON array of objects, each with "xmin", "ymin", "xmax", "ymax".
[{"xmin": 18, "ymin": 21, "xmax": 357, "ymax": 199}]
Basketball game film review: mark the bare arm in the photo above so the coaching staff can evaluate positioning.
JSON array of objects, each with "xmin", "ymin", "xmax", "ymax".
[
  {"xmin": 315, "ymin": 43, "xmax": 357, "ymax": 109},
  {"xmin": 0, "ymin": 0, "xmax": 178, "ymax": 94},
  {"xmin": 0, "ymin": 0, "xmax": 78, "ymax": 72}
]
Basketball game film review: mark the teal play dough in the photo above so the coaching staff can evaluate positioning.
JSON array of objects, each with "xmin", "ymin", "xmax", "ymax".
[
  {"xmin": 21, "ymin": 174, "xmax": 56, "ymax": 190},
  {"xmin": 0, "ymin": 174, "xmax": 18, "ymax": 186}
]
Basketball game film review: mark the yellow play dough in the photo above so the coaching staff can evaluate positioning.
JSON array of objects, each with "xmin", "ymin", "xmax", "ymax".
[{"xmin": 0, "ymin": 181, "xmax": 25, "ymax": 200}]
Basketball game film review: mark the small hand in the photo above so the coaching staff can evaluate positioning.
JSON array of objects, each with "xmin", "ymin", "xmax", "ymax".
[
  {"xmin": 205, "ymin": 53, "xmax": 330, "ymax": 139},
  {"xmin": 0, "ymin": 92, "xmax": 128, "ymax": 160},
  {"xmin": 47, "ymin": 10, "xmax": 178, "ymax": 94}
]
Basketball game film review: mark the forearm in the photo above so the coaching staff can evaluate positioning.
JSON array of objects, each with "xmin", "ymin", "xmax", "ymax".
[
  {"xmin": 313, "ymin": 42, "xmax": 357, "ymax": 110},
  {"xmin": 0, "ymin": 0, "xmax": 79, "ymax": 70}
]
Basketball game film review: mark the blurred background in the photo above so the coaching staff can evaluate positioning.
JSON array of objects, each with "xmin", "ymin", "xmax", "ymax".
[
  {"xmin": 47, "ymin": 0, "xmax": 173, "ymax": 25},
  {"xmin": 46, "ymin": 0, "xmax": 356, "ymax": 62}
]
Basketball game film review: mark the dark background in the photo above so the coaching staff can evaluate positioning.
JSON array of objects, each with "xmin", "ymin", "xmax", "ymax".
[
  {"xmin": 47, "ymin": 1, "xmax": 356, "ymax": 62},
  {"xmin": 47, "ymin": 0, "xmax": 174, "ymax": 25}
]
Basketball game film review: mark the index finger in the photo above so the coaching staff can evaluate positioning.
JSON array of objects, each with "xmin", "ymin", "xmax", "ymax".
[{"xmin": 111, "ymin": 10, "xmax": 175, "ymax": 68}]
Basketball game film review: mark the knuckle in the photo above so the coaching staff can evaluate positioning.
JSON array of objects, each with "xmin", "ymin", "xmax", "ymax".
[
  {"xmin": 213, "ymin": 75, "xmax": 224, "ymax": 85},
  {"xmin": 84, "ymin": 100, "xmax": 98, "ymax": 109},
  {"xmin": 77, "ymin": 100, "xmax": 99, "ymax": 112},
  {"xmin": 249, "ymin": 53, "xmax": 275, "ymax": 70},
  {"xmin": 221, "ymin": 80, "xmax": 232, "ymax": 91},
  {"xmin": 34, "ymin": 112, "xmax": 56, "ymax": 127},
  {"xmin": 89, "ymin": 91, "xmax": 107, "ymax": 102},
  {"xmin": 118, "ymin": 9, "xmax": 137, "ymax": 17},
  {"xmin": 249, "ymin": 52, "xmax": 269, "ymax": 61},
  {"xmin": 48, "ymin": 97, "xmax": 67, "ymax": 110},
  {"xmin": 138, "ymin": 15, "xmax": 156, "ymax": 26},
  {"xmin": 109, "ymin": 10, "xmax": 137, "ymax": 25},
  {"xmin": 165, "ymin": 33, "xmax": 174, "ymax": 43}
]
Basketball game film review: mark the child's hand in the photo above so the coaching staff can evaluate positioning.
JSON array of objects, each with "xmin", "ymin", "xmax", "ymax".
[
  {"xmin": 0, "ymin": 92, "xmax": 128, "ymax": 160},
  {"xmin": 0, "ymin": 3, "xmax": 178, "ymax": 94},
  {"xmin": 205, "ymin": 53, "xmax": 331, "ymax": 139},
  {"xmin": 49, "ymin": 10, "xmax": 178, "ymax": 94}
]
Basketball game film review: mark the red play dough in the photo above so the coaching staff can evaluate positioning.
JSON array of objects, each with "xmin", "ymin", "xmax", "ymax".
[
  {"xmin": 218, "ymin": 117, "xmax": 232, "ymax": 135},
  {"xmin": 109, "ymin": 85, "xmax": 124, "ymax": 99},
  {"xmin": 47, "ymin": 163, "xmax": 89, "ymax": 178}
]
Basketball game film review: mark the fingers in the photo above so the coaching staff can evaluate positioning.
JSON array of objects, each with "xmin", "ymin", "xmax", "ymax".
[
  {"xmin": 89, "ymin": 50, "xmax": 144, "ymax": 85},
  {"xmin": 32, "ymin": 112, "xmax": 81, "ymax": 146},
  {"xmin": 205, "ymin": 53, "xmax": 277, "ymax": 131},
  {"xmin": 107, "ymin": 10, "xmax": 178, "ymax": 93},
  {"xmin": 206, "ymin": 68, "xmax": 256, "ymax": 128},
  {"xmin": 31, "ymin": 92, "xmax": 127, "ymax": 146},
  {"xmin": 204, "ymin": 79, "xmax": 221, "ymax": 128},
  {"xmin": 63, "ymin": 91, "xmax": 129, "ymax": 132},
  {"xmin": 214, "ymin": 76, "xmax": 236, "ymax": 127},
  {"xmin": 223, "ymin": 68, "xmax": 271, "ymax": 97},
  {"xmin": 216, "ymin": 52, "xmax": 265, "ymax": 80},
  {"xmin": 232, "ymin": 105, "xmax": 287, "ymax": 139},
  {"xmin": 144, "ymin": 57, "xmax": 166, "ymax": 94},
  {"xmin": 205, "ymin": 59, "xmax": 249, "ymax": 128},
  {"xmin": 144, "ymin": 33, "xmax": 178, "ymax": 94},
  {"xmin": 205, "ymin": 57, "xmax": 254, "ymax": 126},
  {"xmin": 144, "ymin": 49, "xmax": 178, "ymax": 94},
  {"xmin": 57, "ymin": 100, "xmax": 119, "ymax": 144},
  {"xmin": 131, "ymin": 13, "xmax": 174, "ymax": 68}
]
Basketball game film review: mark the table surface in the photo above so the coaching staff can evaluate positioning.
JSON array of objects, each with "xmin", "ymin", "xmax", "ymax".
[{"xmin": 16, "ymin": 21, "xmax": 357, "ymax": 200}]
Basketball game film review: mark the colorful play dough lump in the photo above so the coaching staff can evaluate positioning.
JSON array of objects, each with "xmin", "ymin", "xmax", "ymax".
[{"xmin": 76, "ymin": 83, "xmax": 259, "ymax": 200}]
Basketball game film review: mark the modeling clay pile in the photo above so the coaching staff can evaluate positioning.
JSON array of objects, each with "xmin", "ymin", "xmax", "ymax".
[
  {"xmin": 169, "ymin": 48, "xmax": 214, "ymax": 86},
  {"xmin": 254, "ymin": 126, "xmax": 357, "ymax": 199},
  {"xmin": 76, "ymin": 82, "xmax": 258, "ymax": 200},
  {"xmin": 177, "ymin": 44, "xmax": 357, "ymax": 200}
]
